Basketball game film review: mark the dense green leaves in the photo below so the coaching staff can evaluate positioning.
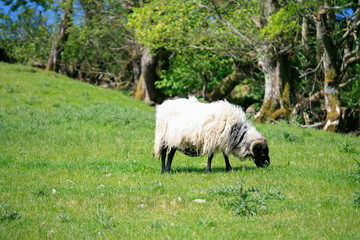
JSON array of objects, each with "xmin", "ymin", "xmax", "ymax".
[
  {"xmin": 0, "ymin": 6, "xmax": 53, "ymax": 62},
  {"xmin": 260, "ymin": 3, "xmax": 302, "ymax": 41},
  {"xmin": 127, "ymin": 1, "xmax": 208, "ymax": 50},
  {"xmin": 157, "ymin": 49, "xmax": 233, "ymax": 96}
]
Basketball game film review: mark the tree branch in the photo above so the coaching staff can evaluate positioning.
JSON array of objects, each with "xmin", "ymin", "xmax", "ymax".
[
  {"xmin": 339, "ymin": 76, "xmax": 357, "ymax": 88},
  {"xmin": 298, "ymin": 54, "xmax": 324, "ymax": 79},
  {"xmin": 336, "ymin": 8, "xmax": 360, "ymax": 47},
  {"xmin": 193, "ymin": 0, "xmax": 254, "ymax": 46}
]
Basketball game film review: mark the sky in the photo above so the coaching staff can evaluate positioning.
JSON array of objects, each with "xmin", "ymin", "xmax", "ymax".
[{"xmin": 0, "ymin": 0, "xmax": 84, "ymax": 25}]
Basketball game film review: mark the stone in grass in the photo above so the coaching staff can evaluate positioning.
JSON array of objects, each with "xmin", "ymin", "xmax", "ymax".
[{"xmin": 193, "ymin": 199, "xmax": 206, "ymax": 203}]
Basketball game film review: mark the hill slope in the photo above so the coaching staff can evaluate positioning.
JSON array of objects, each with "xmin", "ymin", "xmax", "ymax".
[{"xmin": 0, "ymin": 62, "xmax": 359, "ymax": 239}]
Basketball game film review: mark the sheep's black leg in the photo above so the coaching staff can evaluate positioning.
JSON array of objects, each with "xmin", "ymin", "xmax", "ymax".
[
  {"xmin": 223, "ymin": 152, "xmax": 232, "ymax": 171},
  {"xmin": 160, "ymin": 147, "xmax": 167, "ymax": 174},
  {"xmin": 206, "ymin": 153, "xmax": 214, "ymax": 173},
  {"xmin": 165, "ymin": 148, "xmax": 176, "ymax": 173}
]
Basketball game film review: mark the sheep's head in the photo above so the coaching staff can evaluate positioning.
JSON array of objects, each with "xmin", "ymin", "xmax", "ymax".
[{"xmin": 249, "ymin": 138, "xmax": 270, "ymax": 167}]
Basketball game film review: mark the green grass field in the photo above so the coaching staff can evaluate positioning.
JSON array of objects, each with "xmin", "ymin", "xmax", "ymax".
[{"xmin": 0, "ymin": 62, "xmax": 359, "ymax": 239}]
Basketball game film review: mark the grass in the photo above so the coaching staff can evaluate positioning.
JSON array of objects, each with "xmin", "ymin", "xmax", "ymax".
[{"xmin": 0, "ymin": 62, "xmax": 359, "ymax": 239}]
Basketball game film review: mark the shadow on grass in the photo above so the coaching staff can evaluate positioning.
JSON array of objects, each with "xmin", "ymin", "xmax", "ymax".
[{"xmin": 169, "ymin": 165, "xmax": 258, "ymax": 174}]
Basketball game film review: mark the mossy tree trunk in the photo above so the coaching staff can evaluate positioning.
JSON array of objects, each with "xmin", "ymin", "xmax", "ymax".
[
  {"xmin": 208, "ymin": 70, "xmax": 244, "ymax": 102},
  {"xmin": 131, "ymin": 50, "xmax": 141, "ymax": 87},
  {"xmin": 136, "ymin": 48, "xmax": 165, "ymax": 103},
  {"xmin": 255, "ymin": 52, "xmax": 292, "ymax": 122},
  {"xmin": 314, "ymin": 5, "xmax": 341, "ymax": 132},
  {"xmin": 253, "ymin": 0, "xmax": 292, "ymax": 123}
]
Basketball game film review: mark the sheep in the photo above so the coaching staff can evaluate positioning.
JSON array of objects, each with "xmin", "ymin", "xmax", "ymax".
[{"xmin": 154, "ymin": 97, "xmax": 270, "ymax": 173}]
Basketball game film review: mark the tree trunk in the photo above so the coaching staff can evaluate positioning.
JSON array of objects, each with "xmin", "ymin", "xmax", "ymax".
[
  {"xmin": 46, "ymin": 0, "xmax": 73, "ymax": 72},
  {"xmin": 132, "ymin": 58, "xmax": 141, "ymax": 86},
  {"xmin": 254, "ymin": 0, "xmax": 292, "ymax": 123},
  {"xmin": 314, "ymin": 6, "xmax": 342, "ymax": 132},
  {"xmin": 208, "ymin": 71, "xmax": 244, "ymax": 101},
  {"xmin": 202, "ymin": 74, "xmax": 208, "ymax": 101},
  {"xmin": 301, "ymin": 15, "xmax": 311, "ymax": 59},
  {"xmin": 255, "ymin": 52, "xmax": 292, "ymax": 122},
  {"xmin": 138, "ymin": 48, "xmax": 164, "ymax": 103}
]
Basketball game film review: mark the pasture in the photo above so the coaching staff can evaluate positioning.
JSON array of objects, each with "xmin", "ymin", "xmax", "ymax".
[{"xmin": 0, "ymin": 62, "xmax": 359, "ymax": 239}]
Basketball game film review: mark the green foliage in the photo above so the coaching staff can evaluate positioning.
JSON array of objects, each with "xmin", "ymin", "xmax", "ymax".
[
  {"xmin": 127, "ymin": 1, "xmax": 207, "ymax": 50},
  {"xmin": 128, "ymin": 0, "xmax": 241, "ymax": 97},
  {"xmin": 1, "ymin": 0, "xmax": 51, "ymax": 11},
  {"xmin": 340, "ymin": 64, "xmax": 360, "ymax": 106},
  {"xmin": 0, "ymin": 6, "xmax": 53, "ymax": 62},
  {"xmin": 62, "ymin": 0, "xmax": 130, "ymax": 81},
  {"xmin": 156, "ymin": 49, "xmax": 233, "ymax": 96},
  {"xmin": 260, "ymin": 2, "xmax": 302, "ymax": 41}
]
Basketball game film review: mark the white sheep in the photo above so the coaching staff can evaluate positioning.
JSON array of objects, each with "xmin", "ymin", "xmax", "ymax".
[{"xmin": 154, "ymin": 97, "xmax": 269, "ymax": 173}]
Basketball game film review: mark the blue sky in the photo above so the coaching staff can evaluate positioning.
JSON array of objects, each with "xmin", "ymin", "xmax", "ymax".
[{"xmin": 0, "ymin": 0, "xmax": 84, "ymax": 25}]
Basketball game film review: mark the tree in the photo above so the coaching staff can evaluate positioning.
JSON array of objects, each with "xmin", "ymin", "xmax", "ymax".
[
  {"xmin": 60, "ymin": 0, "xmax": 134, "ymax": 84},
  {"xmin": 46, "ymin": 0, "xmax": 73, "ymax": 72},
  {"xmin": 128, "ymin": 0, "xmax": 240, "ymax": 102},
  {"xmin": 311, "ymin": 2, "xmax": 360, "ymax": 131},
  {"xmin": 193, "ymin": 0, "xmax": 299, "ymax": 122},
  {"xmin": 0, "ymin": 0, "xmax": 53, "ymax": 64},
  {"xmin": 157, "ymin": 48, "xmax": 234, "ymax": 100},
  {"xmin": 139, "ymin": 48, "xmax": 166, "ymax": 103}
]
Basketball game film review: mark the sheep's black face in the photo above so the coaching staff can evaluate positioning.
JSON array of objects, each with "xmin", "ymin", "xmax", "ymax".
[{"xmin": 251, "ymin": 143, "xmax": 270, "ymax": 168}]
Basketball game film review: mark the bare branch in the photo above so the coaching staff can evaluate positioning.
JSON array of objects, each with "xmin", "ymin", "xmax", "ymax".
[
  {"xmin": 345, "ymin": 55, "xmax": 360, "ymax": 65},
  {"xmin": 336, "ymin": 7, "xmax": 360, "ymax": 47},
  {"xmin": 323, "ymin": 2, "xmax": 352, "ymax": 11},
  {"xmin": 339, "ymin": 77, "xmax": 357, "ymax": 88},
  {"xmin": 297, "ymin": 122, "xmax": 325, "ymax": 128},
  {"xmin": 298, "ymin": 54, "xmax": 324, "ymax": 79}
]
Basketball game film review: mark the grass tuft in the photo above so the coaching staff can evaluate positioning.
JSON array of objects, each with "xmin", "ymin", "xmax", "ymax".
[
  {"xmin": 339, "ymin": 141, "xmax": 358, "ymax": 154},
  {"xmin": 58, "ymin": 210, "xmax": 72, "ymax": 223},
  {"xmin": 92, "ymin": 206, "xmax": 114, "ymax": 229},
  {"xmin": 210, "ymin": 179, "xmax": 285, "ymax": 217},
  {"xmin": 282, "ymin": 130, "xmax": 302, "ymax": 142},
  {"xmin": 0, "ymin": 202, "xmax": 21, "ymax": 222}
]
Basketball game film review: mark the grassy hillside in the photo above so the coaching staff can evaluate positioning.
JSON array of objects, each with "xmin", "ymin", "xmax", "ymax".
[{"xmin": 0, "ymin": 62, "xmax": 359, "ymax": 239}]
